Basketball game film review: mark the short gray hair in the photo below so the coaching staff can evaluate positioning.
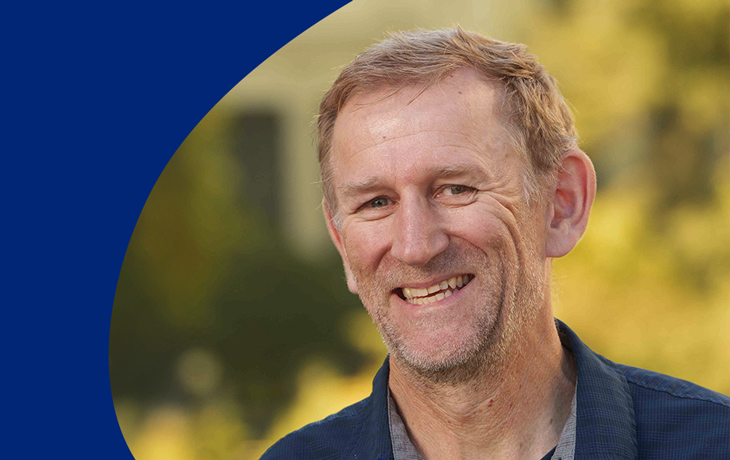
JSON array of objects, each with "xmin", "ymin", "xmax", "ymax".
[{"xmin": 318, "ymin": 26, "xmax": 578, "ymax": 213}]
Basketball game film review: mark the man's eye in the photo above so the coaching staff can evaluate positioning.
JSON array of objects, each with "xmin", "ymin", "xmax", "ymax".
[
  {"xmin": 355, "ymin": 196, "xmax": 393, "ymax": 219},
  {"xmin": 436, "ymin": 184, "xmax": 477, "ymax": 205},
  {"xmin": 444, "ymin": 185, "xmax": 471, "ymax": 195},
  {"xmin": 369, "ymin": 197, "xmax": 389, "ymax": 208}
]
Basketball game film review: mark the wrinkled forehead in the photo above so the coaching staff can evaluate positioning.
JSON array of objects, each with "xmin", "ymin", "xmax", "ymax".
[{"xmin": 330, "ymin": 69, "xmax": 512, "ymax": 170}]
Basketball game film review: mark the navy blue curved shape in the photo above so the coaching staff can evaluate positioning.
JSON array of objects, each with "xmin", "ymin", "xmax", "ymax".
[{"xmin": 3, "ymin": 1, "xmax": 349, "ymax": 457}]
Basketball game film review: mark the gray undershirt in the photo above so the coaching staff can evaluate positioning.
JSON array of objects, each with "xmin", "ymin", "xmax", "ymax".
[{"xmin": 387, "ymin": 385, "xmax": 577, "ymax": 460}]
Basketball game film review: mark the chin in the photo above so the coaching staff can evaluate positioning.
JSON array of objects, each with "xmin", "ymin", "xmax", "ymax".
[
  {"xmin": 381, "ymin": 319, "xmax": 503, "ymax": 383},
  {"xmin": 393, "ymin": 344, "xmax": 496, "ymax": 384}
]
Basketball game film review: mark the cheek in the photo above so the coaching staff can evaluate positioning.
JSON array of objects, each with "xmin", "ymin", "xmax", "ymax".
[
  {"xmin": 444, "ymin": 207, "xmax": 508, "ymax": 250},
  {"xmin": 342, "ymin": 221, "xmax": 391, "ymax": 271}
]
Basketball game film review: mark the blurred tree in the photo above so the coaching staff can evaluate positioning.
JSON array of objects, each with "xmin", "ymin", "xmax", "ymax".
[
  {"xmin": 518, "ymin": 0, "xmax": 729, "ymax": 394},
  {"xmin": 111, "ymin": 1, "xmax": 730, "ymax": 458},
  {"xmin": 110, "ymin": 106, "xmax": 366, "ymax": 440},
  {"xmin": 521, "ymin": 0, "xmax": 728, "ymax": 210}
]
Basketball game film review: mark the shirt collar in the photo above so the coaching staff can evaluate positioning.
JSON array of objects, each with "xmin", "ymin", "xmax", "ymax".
[
  {"xmin": 557, "ymin": 320, "xmax": 638, "ymax": 459},
  {"xmin": 347, "ymin": 359, "xmax": 394, "ymax": 460},
  {"xmin": 354, "ymin": 320, "xmax": 638, "ymax": 460}
]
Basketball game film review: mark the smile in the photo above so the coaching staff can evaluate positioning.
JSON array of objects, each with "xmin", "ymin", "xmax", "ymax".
[{"xmin": 399, "ymin": 274, "xmax": 474, "ymax": 305}]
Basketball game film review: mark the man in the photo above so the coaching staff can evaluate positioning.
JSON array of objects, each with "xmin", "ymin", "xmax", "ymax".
[{"xmin": 262, "ymin": 27, "xmax": 730, "ymax": 460}]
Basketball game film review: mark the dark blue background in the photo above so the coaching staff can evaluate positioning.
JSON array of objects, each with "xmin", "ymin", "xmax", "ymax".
[{"xmin": 4, "ymin": 1, "xmax": 348, "ymax": 456}]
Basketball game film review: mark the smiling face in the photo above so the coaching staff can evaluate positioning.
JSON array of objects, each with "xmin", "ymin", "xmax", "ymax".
[{"xmin": 326, "ymin": 69, "xmax": 552, "ymax": 378}]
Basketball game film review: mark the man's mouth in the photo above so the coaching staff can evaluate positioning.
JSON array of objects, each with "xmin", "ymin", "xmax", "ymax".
[{"xmin": 398, "ymin": 274, "xmax": 474, "ymax": 305}]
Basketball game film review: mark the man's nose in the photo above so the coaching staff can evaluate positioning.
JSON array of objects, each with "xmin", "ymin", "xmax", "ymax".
[{"xmin": 390, "ymin": 196, "xmax": 449, "ymax": 266}]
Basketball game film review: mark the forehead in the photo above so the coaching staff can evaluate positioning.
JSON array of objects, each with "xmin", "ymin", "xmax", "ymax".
[{"xmin": 329, "ymin": 69, "xmax": 514, "ymax": 183}]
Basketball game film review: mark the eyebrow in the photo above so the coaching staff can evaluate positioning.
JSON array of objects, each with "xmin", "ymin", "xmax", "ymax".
[
  {"xmin": 432, "ymin": 164, "xmax": 483, "ymax": 179},
  {"xmin": 338, "ymin": 177, "xmax": 383, "ymax": 201}
]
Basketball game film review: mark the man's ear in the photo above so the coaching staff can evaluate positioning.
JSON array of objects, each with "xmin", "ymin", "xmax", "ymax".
[
  {"xmin": 545, "ymin": 149, "xmax": 596, "ymax": 258},
  {"xmin": 324, "ymin": 202, "xmax": 358, "ymax": 294}
]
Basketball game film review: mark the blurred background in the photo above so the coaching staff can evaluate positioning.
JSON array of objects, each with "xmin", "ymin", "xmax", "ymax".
[{"xmin": 110, "ymin": 0, "xmax": 730, "ymax": 458}]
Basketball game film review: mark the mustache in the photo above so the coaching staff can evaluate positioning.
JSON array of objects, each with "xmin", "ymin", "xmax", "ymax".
[{"xmin": 372, "ymin": 243, "xmax": 491, "ymax": 289}]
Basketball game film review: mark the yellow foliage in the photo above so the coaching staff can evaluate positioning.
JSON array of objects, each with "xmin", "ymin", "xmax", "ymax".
[
  {"xmin": 258, "ymin": 354, "xmax": 383, "ymax": 459},
  {"xmin": 553, "ymin": 170, "xmax": 730, "ymax": 395}
]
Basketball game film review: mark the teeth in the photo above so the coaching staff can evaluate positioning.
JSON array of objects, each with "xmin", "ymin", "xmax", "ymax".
[
  {"xmin": 401, "ymin": 275, "xmax": 472, "ymax": 304},
  {"xmin": 404, "ymin": 287, "xmax": 428, "ymax": 297}
]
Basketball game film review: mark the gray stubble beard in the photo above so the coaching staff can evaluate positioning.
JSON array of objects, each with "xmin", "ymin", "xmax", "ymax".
[{"xmin": 354, "ymin": 241, "xmax": 546, "ymax": 386}]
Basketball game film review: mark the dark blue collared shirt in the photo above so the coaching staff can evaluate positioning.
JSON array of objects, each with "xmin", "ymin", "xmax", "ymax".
[{"xmin": 262, "ymin": 321, "xmax": 730, "ymax": 459}]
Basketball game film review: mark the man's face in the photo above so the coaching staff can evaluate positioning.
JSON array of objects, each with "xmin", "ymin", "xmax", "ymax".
[{"xmin": 327, "ymin": 69, "xmax": 550, "ymax": 376}]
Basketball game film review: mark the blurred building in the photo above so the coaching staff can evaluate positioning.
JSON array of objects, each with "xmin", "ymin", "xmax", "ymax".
[{"xmin": 218, "ymin": 0, "xmax": 530, "ymax": 259}]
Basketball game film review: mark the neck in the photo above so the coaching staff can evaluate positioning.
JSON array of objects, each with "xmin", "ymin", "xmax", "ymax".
[{"xmin": 388, "ymin": 314, "xmax": 576, "ymax": 460}]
